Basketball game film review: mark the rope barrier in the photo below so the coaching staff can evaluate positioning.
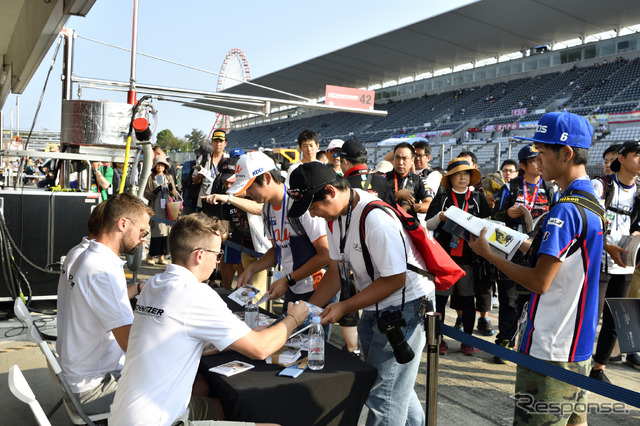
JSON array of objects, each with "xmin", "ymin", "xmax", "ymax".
[{"xmin": 441, "ymin": 324, "xmax": 640, "ymax": 409}]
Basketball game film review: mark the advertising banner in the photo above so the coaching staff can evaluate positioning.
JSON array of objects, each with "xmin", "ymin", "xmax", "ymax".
[
  {"xmin": 608, "ymin": 111, "xmax": 640, "ymax": 123},
  {"xmin": 325, "ymin": 85, "xmax": 375, "ymax": 111}
]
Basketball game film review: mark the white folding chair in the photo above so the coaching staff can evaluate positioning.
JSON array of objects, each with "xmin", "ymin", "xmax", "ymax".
[
  {"xmin": 14, "ymin": 298, "xmax": 109, "ymax": 426},
  {"xmin": 8, "ymin": 364, "xmax": 52, "ymax": 426}
]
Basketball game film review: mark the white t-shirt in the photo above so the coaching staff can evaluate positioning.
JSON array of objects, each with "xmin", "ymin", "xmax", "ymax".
[
  {"xmin": 58, "ymin": 240, "xmax": 133, "ymax": 393},
  {"xmin": 592, "ymin": 176, "xmax": 636, "ymax": 275},
  {"xmin": 264, "ymin": 195, "xmax": 327, "ymax": 294},
  {"xmin": 327, "ymin": 190, "xmax": 434, "ymax": 310},
  {"xmin": 56, "ymin": 237, "xmax": 90, "ymax": 356},
  {"xmin": 109, "ymin": 264, "xmax": 251, "ymax": 426}
]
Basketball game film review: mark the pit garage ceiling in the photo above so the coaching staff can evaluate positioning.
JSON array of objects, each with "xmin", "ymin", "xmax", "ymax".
[
  {"xmin": 0, "ymin": 0, "xmax": 97, "ymax": 108},
  {"xmin": 222, "ymin": 0, "xmax": 640, "ymax": 103}
]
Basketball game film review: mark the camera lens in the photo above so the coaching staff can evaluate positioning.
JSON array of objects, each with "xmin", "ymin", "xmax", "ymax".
[{"xmin": 384, "ymin": 326, "xmax": 415, "ymax": 364}]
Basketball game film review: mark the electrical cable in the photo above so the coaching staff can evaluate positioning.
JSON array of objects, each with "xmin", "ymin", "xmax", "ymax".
[
  {"xmin": 0, "ymin": 211, "xmax": 58, "ymax": 274},
  {"xmin": 14, "ymin": 34, "xmax": 63, "ymax": 189}
]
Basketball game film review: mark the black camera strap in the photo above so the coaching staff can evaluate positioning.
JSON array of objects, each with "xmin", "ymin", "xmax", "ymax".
[{"xmin": 338, "ymin": 189, "xmax": 355, "ymax": 259}]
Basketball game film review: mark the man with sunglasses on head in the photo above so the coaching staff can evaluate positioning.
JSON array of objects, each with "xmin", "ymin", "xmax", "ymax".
[
  {"xmin": 110, "ymin": 213, "xmax": 306, "ymax": 425},
  {"xmin": 57, "ymin": 193, "xmax": 153, "ymax": 415},
  {"xmin": 231, "ymin": 152, "xmax": 330, "ymax": 306}
]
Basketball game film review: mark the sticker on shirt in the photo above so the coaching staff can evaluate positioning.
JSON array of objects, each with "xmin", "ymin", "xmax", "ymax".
[{"xmin": 547, "ymin": 217, "xmax": 564, "ymax": 228}]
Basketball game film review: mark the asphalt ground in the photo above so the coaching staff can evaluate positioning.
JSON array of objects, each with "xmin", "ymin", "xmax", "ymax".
[{"xmin": 1, "ymin": 261, "xmax": 640, "ymax": 425}]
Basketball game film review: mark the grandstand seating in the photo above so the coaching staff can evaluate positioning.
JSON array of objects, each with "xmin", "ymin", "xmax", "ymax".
[{"xmin": 228, "ymin": 56, "xmax": 640, "ymax": 171}]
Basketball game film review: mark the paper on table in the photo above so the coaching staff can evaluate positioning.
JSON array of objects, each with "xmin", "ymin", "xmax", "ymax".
[{"xmin": 208, "ymin": 360, "xmax": 255, "ymax": 377}]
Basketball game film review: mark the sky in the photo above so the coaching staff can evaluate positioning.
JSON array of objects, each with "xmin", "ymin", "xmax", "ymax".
[{"xmin": 1, "ymin": 0, "xmax": 474, "ymax": 139}]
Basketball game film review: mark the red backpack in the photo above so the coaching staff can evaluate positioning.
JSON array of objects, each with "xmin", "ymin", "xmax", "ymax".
[{"xmin": 359, "ymin": 200, "xmax": 465, "ymax": 291}]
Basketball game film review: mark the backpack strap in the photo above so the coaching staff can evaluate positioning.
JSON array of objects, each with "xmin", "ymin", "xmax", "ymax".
[{"xmin": 359, "ymin": 200, "xmax": 434, "ymax": 282}]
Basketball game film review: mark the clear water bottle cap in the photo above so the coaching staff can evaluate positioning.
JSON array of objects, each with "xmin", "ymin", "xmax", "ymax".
[
  {"xmin": 247, "ymin": 291, "xmax": 256, "ymax": 298},
  {"xmin": 312, "ymin": 315, "xmax": 321, "ymax": 324}
]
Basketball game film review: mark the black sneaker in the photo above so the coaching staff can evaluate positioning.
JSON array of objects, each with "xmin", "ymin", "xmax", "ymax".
[
  {"xmin": 609, "ymin": 354, "xmax": 622, "ymax": 364},
  {"xmin": 477, "ymin": 317, "xmax": 495, "ymax": 336},
  {"xmin": 493, "ymin": 339, "xmax": 511, "ymax": 364},
  {"xmin": 454, "ymin": 316, "xmax": 463, "ymax": 331},
  {"xmin": 589, "ymin": 368, "xmax": 611, "ymax": 384},
  {"xmin": 626, "ymin": 353, "xmax": 640, "ymax": 370}
]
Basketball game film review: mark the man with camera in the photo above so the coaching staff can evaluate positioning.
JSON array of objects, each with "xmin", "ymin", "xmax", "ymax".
[{"xmin": 290, "ymin": 162, "xmax": 435, "ymax": 426}]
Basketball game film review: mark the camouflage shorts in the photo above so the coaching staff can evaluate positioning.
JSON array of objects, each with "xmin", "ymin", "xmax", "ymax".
[{"xmin": 513, "ymin": 359, "xmax": 590, "ymax": 426}]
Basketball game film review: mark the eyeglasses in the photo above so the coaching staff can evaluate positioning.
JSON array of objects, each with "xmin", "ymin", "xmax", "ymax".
[
  {"xmin": 288, "ymin": 181, "xmax": 332, "ymax": 201},
  {"xmin": 125, "ymin": 217, "xmax": 150, "ymax": 238},
  {"xmin": 192, "ymin": 248, "xmax": 223, "ymax": 262}
]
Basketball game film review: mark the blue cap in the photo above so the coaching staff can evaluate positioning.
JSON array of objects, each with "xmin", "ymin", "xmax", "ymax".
[
  {"xmin": 514, "ymin": 112, "xmax": 593, "ymax": 149},
  {"xmin": 518, "ymin": 144, "xmax": 538, "ymax": 163},
  {"xmin": 230, "ymin": 148, "xmax": 245, "ymax": 158}
]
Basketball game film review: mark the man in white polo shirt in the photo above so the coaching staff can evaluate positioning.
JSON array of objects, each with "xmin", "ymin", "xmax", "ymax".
[
  {"xmin": 110, "ymin": 213, "xmax": 306, "ymax": 425},
  {"xmin": 57, "ymin": 193, "xmax": 152, "ymax": 414}
]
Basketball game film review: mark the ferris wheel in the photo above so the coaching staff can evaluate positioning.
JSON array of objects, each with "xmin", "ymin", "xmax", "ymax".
[{"xmin": 209, "ymin": 48, "xmax": 252, "ymax": 137}]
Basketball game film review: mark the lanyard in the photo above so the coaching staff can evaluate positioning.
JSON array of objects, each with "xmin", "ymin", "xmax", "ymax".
[
  {"xmin": 523, "ymin": 180, "xmax": 540, "ymax": 212},
  {"xmin": 338, "ymin": 190, "xmax": 355, "ymax": 259},
  {"xmin": 450, "ymin": 188, "xmax": 471, "ymax": 212},
  {"xmin": 270, "ymin": 186, "xmax": 288, "ymax": 270},
  {"xmin": 393, "ymin": 172, "xmax": 409, "ymax": 192}
]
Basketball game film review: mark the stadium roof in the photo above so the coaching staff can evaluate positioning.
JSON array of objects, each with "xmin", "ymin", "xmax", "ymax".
[
  {"xmin": 222, "ymin": 0, "xmax": 640, "ymax": 103},
  {"xmin": 0, "ymin": 0, "xmax": 97, "ymax": 108}
]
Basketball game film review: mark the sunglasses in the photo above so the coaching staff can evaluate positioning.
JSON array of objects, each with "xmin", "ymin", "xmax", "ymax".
[
  {"xmin": 192, "ymin": 248, "xmax": 223, "ymax": 262},
  {"xmin": 287, "ymin": 181, "xmax": 332, "ymax": 201}
]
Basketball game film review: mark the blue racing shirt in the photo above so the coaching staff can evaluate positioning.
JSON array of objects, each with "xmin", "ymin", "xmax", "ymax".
[{"xmin": 521, "ymin": 177, "xmax": 603, "ymax": 362}]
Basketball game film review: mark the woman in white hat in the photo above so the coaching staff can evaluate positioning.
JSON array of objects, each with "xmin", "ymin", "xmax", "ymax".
[
  {"xmin": 144, "ymin": 155, "xmax": 178, "ymax": 265},
  {"xmin": 425, "ymin": 157, "xmax": 491, "ymax": 356}
]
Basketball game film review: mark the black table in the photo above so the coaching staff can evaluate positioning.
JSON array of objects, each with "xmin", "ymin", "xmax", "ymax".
[{"xmin": 200, "ymin": 288, "xmax": 378, "ymax": 426}]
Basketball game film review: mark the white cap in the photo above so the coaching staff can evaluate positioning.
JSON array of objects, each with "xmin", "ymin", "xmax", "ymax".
[
  {"xmin": 327, "ymin": 139, "xmax": 345, "ymax": 151},
  {"xmin": 226, "ymin": 151, "xmax": 276, "ymax": 195},
  {"xmin": 372, "ymin": 160, "xmax": 393, "ymax": 174}
]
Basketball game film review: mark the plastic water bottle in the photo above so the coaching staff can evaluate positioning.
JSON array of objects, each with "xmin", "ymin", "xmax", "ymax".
[
  {"xmin": 244, "ymin": 292, "xmax": 259, "ymax": 328},
  {"xmin": 308, "ymin": 316, "xmax": 325, "ymax": 370}
]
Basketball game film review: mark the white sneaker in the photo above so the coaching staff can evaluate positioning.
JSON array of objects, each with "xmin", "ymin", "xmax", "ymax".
[{"xmin": 492, "ymin": 296, "xmax": 499, "ymax": 309}]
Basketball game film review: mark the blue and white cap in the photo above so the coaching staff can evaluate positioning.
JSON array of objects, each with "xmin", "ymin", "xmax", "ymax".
[{"xmin": 515, "ymin": 112, "xmax": 593, "ymax": 149}]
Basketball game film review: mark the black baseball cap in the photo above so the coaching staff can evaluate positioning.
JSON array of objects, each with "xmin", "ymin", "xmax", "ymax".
[
  {"xmin": 287, "ymin": 162, "xmax": 338, "ymax": 218},
  {"xmin": 610, "ymin": 140, "xmax": 640, "ymax": 172},
  {"xmin": 337, "ymin": 140, "xmax": 366, "ymax": 158}
]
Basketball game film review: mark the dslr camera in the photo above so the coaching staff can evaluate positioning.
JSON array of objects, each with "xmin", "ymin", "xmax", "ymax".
[{"xmin": 377, "ymin": 310, "xmax": 415, "ymax": 364}]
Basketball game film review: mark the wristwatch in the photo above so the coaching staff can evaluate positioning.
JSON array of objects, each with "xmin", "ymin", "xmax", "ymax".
[
  {"xmin": 227, "ymin": 194, "xmax": 233, "ymax": 205},
  {"xmin": 286, "ymin": 274, "xmax": 296, "ymax": 287}
]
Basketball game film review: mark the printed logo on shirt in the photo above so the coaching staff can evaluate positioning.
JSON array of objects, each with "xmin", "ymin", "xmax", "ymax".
[
  {"xmin": 352, "ymin": 243, "xmax": 362, "ymax": 253},
  {"xmin": 547, "ymin": 217, "xmax": 564, "ymax": 228},
  {"xmin": 135, "ymin": 304, "xmax": 165, "ymax": 317},
  {"xmin": 543, "ymin": 231, "xmax": 550, "ymax": 241}
]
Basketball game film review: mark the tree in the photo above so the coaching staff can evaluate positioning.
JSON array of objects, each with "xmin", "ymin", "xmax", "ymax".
[
  {"xmin": 155, "ymin": 129, "xmax": 187, "ymax": 152},
  {"xmin": 184, "ymin": 128, "xmax": 207, "ymax": 152}
]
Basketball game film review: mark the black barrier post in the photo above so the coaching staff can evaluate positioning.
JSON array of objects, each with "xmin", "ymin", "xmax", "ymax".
[{"xmin": 425, "ymin": 312, "xmax": 441, "ymax": 426}]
